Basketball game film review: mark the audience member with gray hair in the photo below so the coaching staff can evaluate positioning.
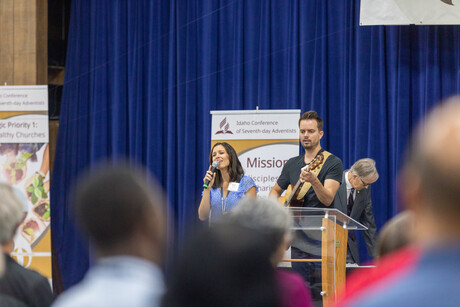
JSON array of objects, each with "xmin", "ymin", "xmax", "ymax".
[
  {"xmin": 0, "ymin": 182, "xmax": 54, "ymax": 306},
  {"xmin": 226, "ymin": 198, "xmax": 292, "ymax": 265},
  {"xmin": 333, "ymin": 158, "xmax": 379, "ymax": 264},
  {"xmin": 225, "ymin": 198, "xmax": 313, "ymax": 307},
  {"xmin": 0, "ymin": 184, "xmax": 24, "ymax": 246}
]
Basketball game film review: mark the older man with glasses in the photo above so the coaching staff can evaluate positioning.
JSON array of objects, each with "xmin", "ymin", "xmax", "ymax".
[{"xmin": 333, "ymin": 158, "xmax": 379, "ymax": 264}]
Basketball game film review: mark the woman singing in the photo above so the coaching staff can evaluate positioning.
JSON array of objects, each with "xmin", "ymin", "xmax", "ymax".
[{"xmin": 198, "ymin": 142, "xmax": 257, "ymax": 223}]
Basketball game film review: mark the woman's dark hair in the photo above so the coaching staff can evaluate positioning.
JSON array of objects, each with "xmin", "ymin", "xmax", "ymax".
[{"xmin": 209, "ymin": 142, "xmax": 244, "ymax": 189}]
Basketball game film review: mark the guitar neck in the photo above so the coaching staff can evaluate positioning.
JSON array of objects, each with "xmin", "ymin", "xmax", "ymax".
[
  {"xmin": 283, "ymin": 153, "xmax": 325, "ymax": 207},
  {"xmin": 284, "ymin": 162, "xmax": 313, "ymax": 206},
  {"xmin": 285, "ymin": 179, "xmax": 303, "ymax": 206}
]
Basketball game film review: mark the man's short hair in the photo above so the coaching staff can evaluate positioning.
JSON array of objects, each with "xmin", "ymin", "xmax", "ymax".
[
  {"xmin": 74, "ymin": 164, "xmax": 165, "ymax": 251},
  {"xmin": 376, "ymin": 211, "xmax": 414, "ymax": 259},
  {"xmin": 0, "ymin": 183, "xmax": 24, "ymax": 244},
  {"xmin": 298, "ymin": 111, "xmax": 324, "ymax": 131},
  {"xmin": 350, "ymin": 158, "xmax": 379, "ymax": 181}
]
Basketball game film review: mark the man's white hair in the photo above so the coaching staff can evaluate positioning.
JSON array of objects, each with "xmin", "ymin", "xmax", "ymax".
[{"xmin": 350, "ymin": 158, "xmax": 379, "ymax": 181}]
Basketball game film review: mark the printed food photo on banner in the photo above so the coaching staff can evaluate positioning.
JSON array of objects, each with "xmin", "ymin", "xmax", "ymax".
[{"xmin": 0, "ymin": 143, "xmax": 51, "ymax": 267}]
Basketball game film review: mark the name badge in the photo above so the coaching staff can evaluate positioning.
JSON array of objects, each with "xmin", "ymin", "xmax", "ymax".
[{"xmin": 228, "ymin": 182, "xmax": 239, "ymax": 192}]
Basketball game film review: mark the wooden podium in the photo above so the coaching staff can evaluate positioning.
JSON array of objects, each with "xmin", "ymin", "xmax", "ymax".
[{"xmin": 283, "ymin": 208, "xmax": 367, "ymax": 306}]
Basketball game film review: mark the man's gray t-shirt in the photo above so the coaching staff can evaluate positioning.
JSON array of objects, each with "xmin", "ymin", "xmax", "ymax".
[
  {"xmin": 277, "ymin": 149, "xmax": 343, "ymax": 254},
  {"xmin": 277, "ymin": 149, "xmax": 343, "ymax": 208}
]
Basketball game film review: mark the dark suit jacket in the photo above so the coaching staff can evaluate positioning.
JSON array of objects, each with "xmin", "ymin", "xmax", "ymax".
[
  {"xmin": 333, "ymin": 172, "xmax": 377, "ymax": 264},
  {"xmin": 0, "ymin": 294, "xmax": 27, "ymax": 307},
  {"xmin": 0, "ymin": 253, "xmax": 54, "ymax": 307}
]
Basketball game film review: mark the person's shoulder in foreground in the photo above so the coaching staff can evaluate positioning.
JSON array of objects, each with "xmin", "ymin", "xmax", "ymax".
[
  {"xmin": 276, "ymin": 269, "xmax": 313, "ymax": 307},
  {"xmin": 0, "ymin": 254, "xmax": 54, "ymax": 306},
  {"xmin": 53, "ymin": 256, "xmax": 164, "ymax": 307},
  {"xmin": 336, "ymin": 247, "xmax": 420, "ymax": 307},
  {"xmin": 0, "ymin": 293, "xmax": 28, "ymax": 307},
  {"xmin": 337, "ymin": 245, "xmax": 460, "ymax": 307}
]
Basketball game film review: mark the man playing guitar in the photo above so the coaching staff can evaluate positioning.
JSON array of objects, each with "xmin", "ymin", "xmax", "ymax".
[
  {"xmin": 269, "ymin": 110, "xmax": 343, "ymax": 300},
  {"xmin": 269, "ymin": 111, "xmax": 342, "ymax": 207}
]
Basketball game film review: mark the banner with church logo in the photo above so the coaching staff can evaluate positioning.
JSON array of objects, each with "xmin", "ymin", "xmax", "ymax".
[
  {"xmin": 210, "ymin": 109, "xmax": 300, "ymax": 197},
  {"xmin": 0, "ymin": 85, "xmax": 51, "ymax": 279}
]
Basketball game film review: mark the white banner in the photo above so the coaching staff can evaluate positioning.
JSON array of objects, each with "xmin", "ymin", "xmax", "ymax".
[
  {"xmin": 211, "ymin": 110, "xmax": 299, "ymax": 140},
  {"xmin": 0, "ymin": 85, "xmax": 51, "ymax": 279},
  {"xmin": 0, "ymin": 85, "xmax": 48, "ymax": 111},
  {"xmin": 239, "ymin": 143, "xmax": 298, "ymax": 195},
  {"xmin": 211, "ymin": 109, "xmax": 300, "ymax": 197},
  {"xmin": 0, "ymin": 114, "xmax": 49, "ymax": 143},
  {"xmin": 360, "ymin": 0, "xmax": 460, "ymax": 25}
]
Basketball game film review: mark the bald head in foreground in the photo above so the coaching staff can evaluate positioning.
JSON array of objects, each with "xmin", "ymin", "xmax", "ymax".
[
  {"xmin": 53, "ymin": 164, "xmax": 166, "ymax": 307},
  {"xmin": 339, "ymin": 97, "xmax": 460, "ymax": 306}
]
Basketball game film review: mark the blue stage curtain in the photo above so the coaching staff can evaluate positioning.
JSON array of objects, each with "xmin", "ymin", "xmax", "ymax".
[{"xmin": 51, "ymin": 0, "xmax": 460, "ymax": 288}]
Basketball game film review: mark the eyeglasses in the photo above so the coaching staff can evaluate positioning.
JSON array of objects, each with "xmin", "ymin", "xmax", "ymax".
[{"xmin": 358, "ymin": 177, "xmax": 372, "ymax": 188}]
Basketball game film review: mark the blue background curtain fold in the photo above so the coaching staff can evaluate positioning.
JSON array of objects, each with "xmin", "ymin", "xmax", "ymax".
[{"xmin": 51, "ymin": 0, "xmax": 460, "ymax": 288}]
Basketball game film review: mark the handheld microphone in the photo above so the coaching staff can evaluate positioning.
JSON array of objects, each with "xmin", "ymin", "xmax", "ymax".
[{"xmin": 203, "ymin": 161, "xmax": 220, "ymax": 189}]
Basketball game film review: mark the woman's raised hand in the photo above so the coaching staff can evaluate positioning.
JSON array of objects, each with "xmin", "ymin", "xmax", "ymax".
[{"xmin": 203, "ymin": 165, "xmax": 216, "ymax": 186}]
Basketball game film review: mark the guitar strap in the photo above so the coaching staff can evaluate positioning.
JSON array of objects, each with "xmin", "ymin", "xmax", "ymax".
[{"xmin": 296, "ymin": 150, "xmax": 332, "ymax": 200}]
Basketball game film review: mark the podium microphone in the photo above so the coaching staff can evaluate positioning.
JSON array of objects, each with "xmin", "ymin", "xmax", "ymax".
[{"xmin": 203, "ymin": 161, "xmax": 220, "ymax": 189}]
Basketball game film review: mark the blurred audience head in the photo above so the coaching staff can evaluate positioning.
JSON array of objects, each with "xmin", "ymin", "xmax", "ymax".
[
  {"xmin": 376, "ymin": 211, "xmax": 414, "ymax": 259},
  {"xmin": 225, "ymin": 197, "xmax": 292, "ymax": 266},
  {"xmin": 0, "ymin": 183, "xmax": 24, "ymax": 252},
  {"xmin": 74, "ymin": 162, "xmax": 166, "ymax": 263},
  {"xmin": 401, "ymin": 97, "xmax": 460, "ymax": 245},
  {"xmin": 162, "ymin": 223, "xmax": 281, "ymax": 307}
]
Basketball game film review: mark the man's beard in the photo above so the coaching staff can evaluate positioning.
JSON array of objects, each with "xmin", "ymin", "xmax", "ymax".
[{"xmin": 302, "ymin": 139, "xmax": 319, "ymax": 150}]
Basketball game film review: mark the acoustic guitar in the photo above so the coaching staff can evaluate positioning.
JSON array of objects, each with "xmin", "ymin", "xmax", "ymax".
[{"xmin": 279, "ymin": 153, "xmax": 325, "ymax": 207}]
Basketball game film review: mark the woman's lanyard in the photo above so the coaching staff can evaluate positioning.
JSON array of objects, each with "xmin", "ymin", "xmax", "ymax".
[{"xmin": 220, "ymin": 186, "xmax": 231, "ymax": 214}]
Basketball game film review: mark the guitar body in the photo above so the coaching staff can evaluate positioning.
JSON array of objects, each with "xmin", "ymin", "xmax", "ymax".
[
  {"xmin": 277, "ymin": 187, "xmax": 290, "ymax": 205},
  {"xmin": 279, "ymin": 184, "xmax": 305, "ymax": 207},
  {"xmin": 278, "ymin": 152, "xmax": 326, "ymax": 207}
]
